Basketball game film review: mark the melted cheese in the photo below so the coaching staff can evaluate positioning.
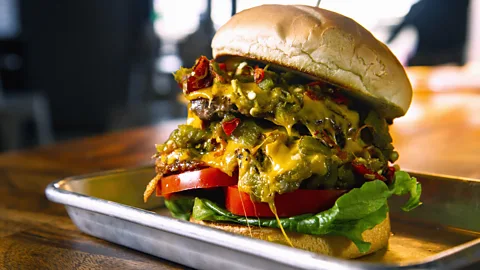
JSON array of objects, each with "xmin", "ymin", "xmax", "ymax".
[
  {"xmin": 299, "ymin": 95, "xmax": 328, "ymax": 122},
  {"xmin": 163, "ymin": 149, "xmax": 191, "ymax": 165},
  {"xmin": 327, "ymin": 100, "xmax": 360, "ymax": 129},
  {"xmin": 181, "ymin": 80, "xmax": 360, "ymax": 204},
  {"xmin": 237, "ymin": 132, "xmax": 329, "ymax": 205},
  {"xmin": 268, "ymin": 201, "xmax": 293, "ymax": 247},
  {"xmin": 344, "ymin": 137, "xmax": 365, "ymax": 154},
  {"xmin": 298, "ymin": 95, "xmax": 360, "ymax": 136},
  {"xmin": 272, "ymin": 114, "xmax": 296, "ymax": 136},
  {"xmin": 265, "ymin": 140, "xmax": 300, "ymax": 178},
  {"xmin": 185, "ymin": 81, "xmax": 260, "ymax": 102},
  {"xmin": 309, "ymin": 154, "xmax": 327, "ymax": 176},
  {"xmin": 166, "ymin": 73, "xmax": 375, "ymax": 248},
  {"xmin": 186, "ymin": 104, "xmax": 203, "ymax": 129},
  {"xmin": 200, "ymin": 140, "xmax": 243, "ymax": 176},
  {"xmin": 186, "ymin": 79, "xmax": 360, "ymax": 136}
]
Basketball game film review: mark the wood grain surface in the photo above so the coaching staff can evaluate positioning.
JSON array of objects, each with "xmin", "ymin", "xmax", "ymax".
[{"xmin": 0, "ymin": 90, "xmax": 479, "ymax": 269}]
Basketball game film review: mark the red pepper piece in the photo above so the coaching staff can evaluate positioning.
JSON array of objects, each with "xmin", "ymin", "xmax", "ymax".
[
  {"xmin": 331, "ymin": 92, "xmax": 348, "ymax": 104},
  {"xmin": 305, "ymin": 90, "xmax": 319, "ymax": 101},
  {"xmin": 321, "ymin": 130, "xmax": 337, "ymax": 148},
  {"xmin": 254, "ymin": 67, "xmax": 265, "ymax": 84},
  {"xmin": 185, "ymin": 56, "xmax": 213, "ymax": 93},
  {"xmin": 306, "ymin": 80, "xmax": 348, "ymax": 105},
  {"xmin": 384, "ymin": 166, "xmax": 396, "ymax": 184},
  {"xmin": 351, "ymin": 161, "xmax": 387, "ymax": 181},
  {"xmin": 210, "ymin": 61, "xmax": 229, "ymax": 83},
  {"xmin": 307, "ymin": 81, "xmax": 325, "ymax": 87},
  {"xmin": 337, "ymin": 150, "xmax": 348, "ymax": 160},
  {"xmin": 222, "ymin": 118, "xmax": 241, "ymax": 136},
  {"xmin": 218, "ymin": 63, "xmax": 227, "ymax": 71}
]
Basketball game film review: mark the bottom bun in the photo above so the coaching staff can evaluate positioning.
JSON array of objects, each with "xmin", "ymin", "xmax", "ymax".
[{"xmin": 191, "ymin": 214, "xmax": 390, "ymax": 259}]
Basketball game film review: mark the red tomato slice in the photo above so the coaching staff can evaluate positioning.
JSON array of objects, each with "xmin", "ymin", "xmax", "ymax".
[
  {"xmin": 156, "ymin": 168, "xmax": 237, "ymax": 197},
  {"xmin": 225, "ymin": 186, "xmax": 346, "ymax": 217}
]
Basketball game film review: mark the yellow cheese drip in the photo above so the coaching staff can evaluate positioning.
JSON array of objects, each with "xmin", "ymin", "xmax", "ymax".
[{"xmin": 269, "ymin": 201, "xmax": 293, "ymax": 247}]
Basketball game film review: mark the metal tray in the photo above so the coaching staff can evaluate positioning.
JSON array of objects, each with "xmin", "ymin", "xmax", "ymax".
[{"xmin": 45, "ymin": 166, "xmax": 480, "ymax": 270}]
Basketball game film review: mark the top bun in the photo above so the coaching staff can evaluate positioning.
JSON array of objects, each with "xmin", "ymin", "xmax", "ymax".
[{"xmin": 212, "ymin": 5, "xmax": 412, "ymax": 119}]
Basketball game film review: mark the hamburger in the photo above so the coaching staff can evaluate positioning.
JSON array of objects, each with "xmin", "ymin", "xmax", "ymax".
[{"xmin": 144, "ymin": 4, "xmax": 422, "ymax": 259}]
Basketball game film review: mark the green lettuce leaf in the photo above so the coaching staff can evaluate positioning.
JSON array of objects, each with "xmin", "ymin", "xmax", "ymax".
[
  {"xmin": 179, "ymin": 171, "xmax": 421, "ymax": 253},
  {"xmin": 164, "ymin": 197, "xmax": 195, "ymax": 221},
  {"xmin": 391, "ymin": 171, "xmax": 423, "ymax": 211}
]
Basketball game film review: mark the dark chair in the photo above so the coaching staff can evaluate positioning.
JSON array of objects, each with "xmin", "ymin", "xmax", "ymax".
[{"xmin": 0, "ymin": 73, "xmax": 54, "ymax": 151}]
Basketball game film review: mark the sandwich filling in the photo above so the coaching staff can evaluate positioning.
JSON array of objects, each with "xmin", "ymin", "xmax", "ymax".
[{"xmin": 144, "ymin": 56, "xmax": 422, "ymax": 253}]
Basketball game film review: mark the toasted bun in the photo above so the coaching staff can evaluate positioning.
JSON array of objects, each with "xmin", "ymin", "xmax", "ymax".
[
  {"xmin": 212, "ymin": 5, "xmax": 412, "ymax": 119},
  {"xmin": 191, "ymin": 214, "xmax": 390, "ymax": 259}
]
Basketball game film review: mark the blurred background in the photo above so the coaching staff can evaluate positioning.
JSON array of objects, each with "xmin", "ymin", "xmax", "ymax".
[{"xmin": 0, "ymin": 0, "xmax": 478, "ymax": 152}]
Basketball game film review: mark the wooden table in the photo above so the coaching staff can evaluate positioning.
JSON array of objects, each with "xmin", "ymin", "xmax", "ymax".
[{"xmin": 0, "ymin": 90, "xmax": 479, "ymax": 269}]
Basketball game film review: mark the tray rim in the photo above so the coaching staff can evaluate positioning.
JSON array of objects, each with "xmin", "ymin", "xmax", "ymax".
[{"xmin": 45, "ymin": 166, "xmax": 480, "ymax": 269}]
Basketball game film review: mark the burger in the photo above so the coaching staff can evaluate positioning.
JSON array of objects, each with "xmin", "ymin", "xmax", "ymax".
[{"xmin": 144, "ymin": 5, "xmax": 422, "ymax": 259}]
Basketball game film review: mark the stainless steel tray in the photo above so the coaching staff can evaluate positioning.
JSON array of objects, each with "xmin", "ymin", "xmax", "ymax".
[{"xmin": 45, "ymin": 166, "xmax": 480, "ymax": 270}]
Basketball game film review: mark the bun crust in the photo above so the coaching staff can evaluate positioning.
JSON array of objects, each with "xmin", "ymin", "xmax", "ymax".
[
  {"xmin": 191, "ymin": 214, "xmax": 391, "ymax": 259},
  {"xmin": 212, "ymin": 5, "xmax": 412, "ymax": 119}
]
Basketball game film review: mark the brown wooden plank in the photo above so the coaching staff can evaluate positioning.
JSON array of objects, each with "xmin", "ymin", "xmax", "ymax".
[{"xmin": 0, "ymin": 122, "xmax": 182, "ymax": 269}]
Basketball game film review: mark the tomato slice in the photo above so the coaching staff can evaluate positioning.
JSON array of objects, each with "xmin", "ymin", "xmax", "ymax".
[
  {"xmin": 157, "ymin": 168, "xmax": 237, "ymax": 197},
  {"xmin": 225, "ymin": 186, "xmax": 346, "ymax": 217}
]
